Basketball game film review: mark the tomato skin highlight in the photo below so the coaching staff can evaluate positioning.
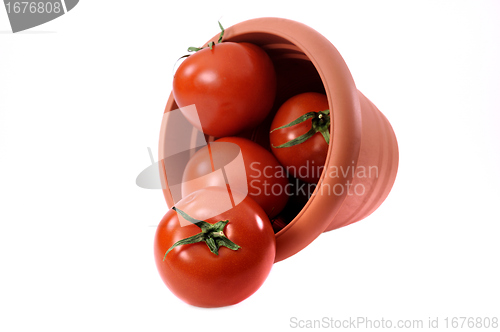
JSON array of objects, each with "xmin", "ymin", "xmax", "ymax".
[
  {"xmin": 182, "ymin": 137, "xmax": 289, "ymax": 218},
  {"xmin": 173, "ymin": 42, "xmax": 277, "ymax": 137},
  {"xmin": 154, "ymin": 187, "xmax": 276, "ymax": 308},
  {"xmin": 270, "ymin": 92, "xmax": 330, "ymax": 183}
]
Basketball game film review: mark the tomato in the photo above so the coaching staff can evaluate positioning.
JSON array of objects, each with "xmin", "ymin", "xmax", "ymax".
[
  {"xmin": 269, "ymin": 92, "xmax": 331, "ymax": 183},
  {"xmin": 154, "ymin": 187, "xmax": 276, "ymax": 308},
  {"xmin": 173, "ymin": 42, "xmax": 276, "ymax": 137},
  {"xmin": 182, "ymin": 137, "xmax": 289, "ymax": 218}
]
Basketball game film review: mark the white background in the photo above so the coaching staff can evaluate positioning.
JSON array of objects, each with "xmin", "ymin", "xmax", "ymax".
[{"xmin": 1, "ymin": 1, "xmax": 499, "ymax": 331}]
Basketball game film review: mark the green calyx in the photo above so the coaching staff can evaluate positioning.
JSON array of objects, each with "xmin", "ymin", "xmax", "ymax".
[
  {"xmin": 163, "ymin": 207, "xmax": 241, "ymax": 260},
  {"xmin": 270, "ymin": 109, "xmax": 331, "ymax": 148},
  {"xmin": 173, "ymin": 21, "xmax": 224, "ymax": 75},
  {"xmin": 186, "ymin": 21, "xmax": 225, "ymax": 53}
]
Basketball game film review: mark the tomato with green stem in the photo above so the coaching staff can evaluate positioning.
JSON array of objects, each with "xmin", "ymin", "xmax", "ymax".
[
  {"xmin": 173, "ymin": 22, "xmax": 277, "ymax": 137},
  {"xmin": 154, "ymin": 187, "xmax": 276, "ymax": 308},
  {"xmin": 270, "ymin": 92, "xmax": 331, "ymax": 183}
]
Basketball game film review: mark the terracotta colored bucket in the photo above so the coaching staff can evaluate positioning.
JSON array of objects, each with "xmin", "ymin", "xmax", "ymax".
[{"xmin": 159, "ymin": 17, "xmax": 399, "ymax": 262}]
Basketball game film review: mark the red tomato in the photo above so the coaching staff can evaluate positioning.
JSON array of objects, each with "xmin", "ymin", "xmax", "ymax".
[
  {"xmin": 270, "ymin": 92, "xmax": 331, "ymax": 183},
  {"xmin": 173, "ymin": 42, "xmax": 276, "ymax": 137},
  {"xmin": 154, "ymin": 187, "xmax": 276, "ymax": 308},
  {"xmin": 182, "ymin": 137, "xmax": 289, "ymax": 218}
]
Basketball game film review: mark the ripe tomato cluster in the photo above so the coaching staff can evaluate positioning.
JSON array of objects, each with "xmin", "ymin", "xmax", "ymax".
[{"xmin": 154, "ymin": 22, "xmax": 331, "ymax": 308}]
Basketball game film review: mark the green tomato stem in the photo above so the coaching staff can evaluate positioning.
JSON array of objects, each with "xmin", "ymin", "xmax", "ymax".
[
  {"xmin": 163, "ymin": 207, "xmax": 241, "ymax": 260},
  {"xmin": 185, "ymin": 21, "xmax": 225, "ymax": 54},
  {"xmin": 271, "ymin": 109, "xmax": 331, "ymax": 148},
  {"xmin": 217, "ymin": 21, "xmax": 224, "ymax": 43}
]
